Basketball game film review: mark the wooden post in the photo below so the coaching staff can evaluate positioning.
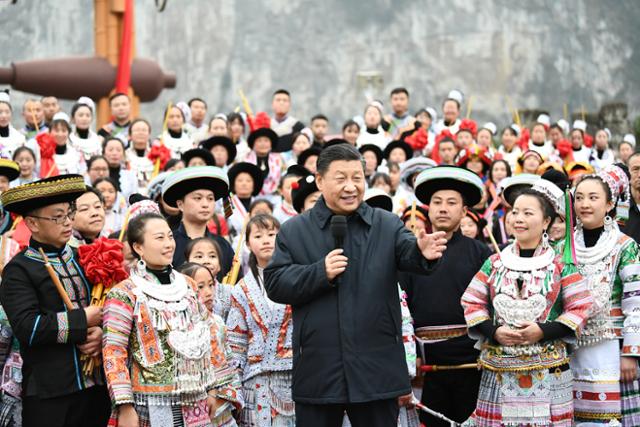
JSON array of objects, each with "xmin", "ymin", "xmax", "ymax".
[{"xmin": 94, "ymin": 0, "xmax": 139, "ymax": 129}]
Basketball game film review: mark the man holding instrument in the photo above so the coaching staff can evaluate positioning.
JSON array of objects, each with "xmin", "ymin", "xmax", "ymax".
[
  {"xmin": 0, "ymin": 174, "xmax": 109, "ymax": 427},
  {"xmin": 399, "ymin": 165, "xmax": 492, "ymax": 426},
  {"xmin": 265, "ymin": 144, "xmax": 447, "ymax": 427}
]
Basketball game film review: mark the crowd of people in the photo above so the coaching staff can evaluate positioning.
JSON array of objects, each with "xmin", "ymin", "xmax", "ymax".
[{"xmin": 0, "ymin": 85, "xmax": 639, "ymax": 426}]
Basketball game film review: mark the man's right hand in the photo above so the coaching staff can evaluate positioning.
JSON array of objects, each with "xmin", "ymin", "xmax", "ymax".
[
  {"xmin": 325, "ymin": 249, "xmax": 348, "ymax": 282},
  {"xmin": 118, "ymin": 404, "xmax": 139, "ymax": 427},
  {"xmin": 84, "ymin": 305, "xmax": 103, "ymax": 328}
]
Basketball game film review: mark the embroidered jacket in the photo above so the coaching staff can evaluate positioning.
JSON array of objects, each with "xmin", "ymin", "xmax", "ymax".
[
  {"xmin": 573, "ymin": 231, "xmax": 640, "ymax": 354},
  {"xmin": 226, "ymin": 271, "xmax": 293, "ymax": 382},
  {"xmin": 0, "ymin": 239, "xmax": 99, "ymax": 399},
  {"xmin": 103, "ymin": 272, "xmax": 219, "ymax": 407},
  {"xmin": 461, "ymin": 244, "xmax": 592, "ymax": 371}
]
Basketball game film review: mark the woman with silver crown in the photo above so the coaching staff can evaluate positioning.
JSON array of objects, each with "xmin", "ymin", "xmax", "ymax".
[
  {"xmin": 570, "ymin": 165, "xmax": 640, "ymax": 426},
  {"xmin": 461, "ymin": 179, "xmax": 593, "ymax": 426},
  {"xmin": 103, "ymin": 211, "xmax": 223, "ymax": 427}
]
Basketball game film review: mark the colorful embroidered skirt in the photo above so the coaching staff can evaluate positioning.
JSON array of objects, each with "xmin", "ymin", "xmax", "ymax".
[
  {"xmin": 464, "ymin": 364, "xmax": 573, "ymax": 426},
  {"xmin": 621, "ymin": 378, "xmax": 640, "ymax": 426},
  {"xmin": 570, "ymin": 339, "xmax": 622, "ymax": 425},
  {"xmin": 240, "ymin": 371, "xmax": 295, "ymax": 427}
]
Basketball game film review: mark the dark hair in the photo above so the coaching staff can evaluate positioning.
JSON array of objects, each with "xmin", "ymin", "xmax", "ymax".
[
  {"xmin": 178, "ymin": 261, "xmax": 216, "ymax": 285},
  {"xmin": 549, "ymin": 123, "xmax": 564, "ymax": 133},
  {"xmin": 227, "ymin": 112, "xmax": 245, "ymax": 129},
  {"xmin": 272, "ymin": 89, "xmax": 290, "ymax": 98},
  {"xmin": 50, "ymin": 119, "xmax": 71, "ymax": 133},
  {"xmin": 70, "ymin": 103, "xmax": 92, "ymax": 120},
  {"xmin": 184, "ymin": 236, "xmax": 223, "ymax": 266},
  {"xmin": 102, "ymin": 136, "xmax": 126, "ymax": 153},
  {"xmin": 109, "ymin": 92, "xmax": 130, "ymax": 104},
  {"xmin": 370, "ymin": 172, "xmax": 391, "ymax": 188},
  {"xmin": 80, "ymin": 186, "xmax": 105, "ymax": 205},
  {"xmin": 127, "ymin": 212, "xmax": 167, "ymax": 259},
  {"xmin": 188, "ymin": 97, "xmax": 207, "ymax": 109},
  {"xmin": 87, "ymin": 155, "xmax": 108, "ymax": 171},
  {"xmin": 442, "ymin": 98, "xmax": 460, "ymax": 110},
  {"xmin": 575, "ymin": 175, "xmax": 616, "ymax": 217},
  {"xmin": 317, "ymin": 144, "xmax": 363, "ymax": 176},
  {"xmin": 502, "ymin": 127, "xmax": 518, "ymax": 138},
  {"xmin": 128, "ymin": 118, "xmax": 151, "ymax": 135},
  {"xmin": 342, "ymin": 119, "xmax": 360, "ymax": 133},
  {"xmin": 12, "ymin": 146, "xmax": 36, "ymax": 162},
  {"xmin": 246, "ymin": 214, "xmax": 281, "ymax": 285},
  {"xmin": 311, "ymin": 114, "xmax": 329, "ymax": 123},
  {"xmin": 163, "ymin": 158, "xmax": 183, "ymax": 171},
  {"xmin": 488, "ymin": 160, "xmax": 512, "ymax": 184},
  {"xmin": 291, "ymin": 131, "xmax": 310, "ymax": 145},
  {"xmin": 514, "ymin": 188, "xmax": 557, "ymax": 230},
  {"xmin": 165, "ymin": 105, "xmax": 185, "ymax": 122},
  {"xmin": 208, "ymin": 115, "xmax": 227, "ymax": 128},
  {"xmin": 390, "ymin": 87, "xmax": 409, "ymax": 97},
  {"xmin": 387, "ymin": 161, "xmax": 400, "ymax": 172},
  {"xmin": 93, "ymin": 177, "xmax": 118, "ymax": 193},
  {"xmin": 249, "ymin": 199, "xmax": 274, "ymax": 215}
]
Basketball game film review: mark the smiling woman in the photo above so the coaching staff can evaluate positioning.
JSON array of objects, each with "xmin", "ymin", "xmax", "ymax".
[{"xmin": 265, "ymin": 144, "xmax": 448, "ymax": 426}]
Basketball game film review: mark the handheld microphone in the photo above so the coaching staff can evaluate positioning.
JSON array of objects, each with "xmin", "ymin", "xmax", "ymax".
[{"xmin": 330, "ymin": 215, "xmax": 347, "ymax": 285}]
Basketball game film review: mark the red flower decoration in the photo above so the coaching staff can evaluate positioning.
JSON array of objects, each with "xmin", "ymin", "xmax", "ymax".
[
  {"xmin": 147, "ymin": 144, "xmax": 172, "ymax": 170},
  {"xmin": 405, "ymin": 127, "xmax": 428, "ymax": 151},
  {"xmin": 246, "ymin": 111, "xmax": 271, "ymax": 133},
  {"xmin": 430, "ymin": 129, "xmax": 457, "ymax": 164},
  {"xmin": 458, "ymin": 119, "xmax": 478, "ymax": 138},
  {"xmin": 78, "ymin": 237, "xmax": 128, "ymax": 289},
  {"xmin": 583, "ymin": 133, "xmax": 594, "ymax": 148},
  {"xmin": 556, "ymin": 139, "xmax": 573, "ymax": 161},
  {"xmin": 36, "ymin": 133, "xmax": 57, "ymax": 159},
  {"xmin": 517, "ymin": 128, "xmax": 530, "ymax": 150},
  {"xmin": 290, "ymin": 180, "xmax": 300, "ymax": 190}
]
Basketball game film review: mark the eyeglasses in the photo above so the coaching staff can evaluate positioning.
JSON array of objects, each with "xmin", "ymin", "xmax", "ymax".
[{"xmin": 28, "ymin": 212, "xmax": 75, "ymax": 225}]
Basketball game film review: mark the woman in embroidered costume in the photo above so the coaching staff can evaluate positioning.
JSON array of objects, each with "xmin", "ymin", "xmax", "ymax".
[
  {"xmin": 226, "ymin": 214, "xmax": 295, "ymax": 427},
  {"xmin": 461, "ymin": 180, "xmax": 593, "ymax": 426},
  {"xmin": 569, "ymin": 165, "xmax": 640, "ymax": 426},
  {"xmin": 180, "ymin": 262, "xmax": 244, "ymax": 426},
  {"xmin": 103, "ymin": 212, "xmax": 220, "ymax": 427}
]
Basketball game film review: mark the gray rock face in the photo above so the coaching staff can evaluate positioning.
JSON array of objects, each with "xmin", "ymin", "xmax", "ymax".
[{"xmin": 1, "ymin": 0, "xmax": 639, "ymax": 134}]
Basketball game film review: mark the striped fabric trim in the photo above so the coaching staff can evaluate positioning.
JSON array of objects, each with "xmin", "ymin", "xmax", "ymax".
[
  {"xmin": 56, "ymin": 312, "xmax": 69, "ymax": 343},
  {"xmin": 415, "ymin": 325, "xmax": 468, "ymax": 342}
]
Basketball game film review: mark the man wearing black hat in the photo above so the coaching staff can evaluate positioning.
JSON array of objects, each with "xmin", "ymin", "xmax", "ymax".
[
  {"xmin": 162, "ymin": 166, "xmax": 235, "ymax": 276},
  {"xmin": 265, "ymin": 144, "xmax": 447, "ymax": 427},
  {"xmin": 0, "ymin": 175, "xmax": 110, "ymax": 427},
  {"xmin": 399, "ymin": 166, "xmax": 492, "ymax": 427}
]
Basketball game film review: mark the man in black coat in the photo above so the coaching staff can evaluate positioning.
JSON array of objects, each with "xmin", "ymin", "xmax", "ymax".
[
  {"xmin": 400, "ymin": 165, "xmax": 492, "ymax": 426},
  {"xmin": 0, "ymin": 175, "xmax": 110, "ymax": 427},
  {"xmin": 264, "ymin": 144, "xmax": 447, "ymax": 427}
]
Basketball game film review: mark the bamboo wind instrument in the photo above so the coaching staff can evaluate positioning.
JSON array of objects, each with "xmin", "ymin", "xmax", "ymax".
[
  {"xmin": 118, "ymin": 209, "xmax": 131, "ymax": 242},
  {"xmin": 465, "ymin": 95, "xmax": 474, "ymax": 119},
  {"xmin": 238, "ymin": 89, "xmax": 254, "ymax": 122},
  {"xmin": 484, "ymin": 223, "xmax": 501, "ymax": 254},
  {"xmin": 420, "ymin": 362, "xmax": 478, "ymax": 372},
  {"xmin": 222, "ymin": 216, "xmax": 249, "ymax": 285},
  {"xmin": 152, "ymin": 101, "xmax": 172, "ymax": 178},
  {"xmin": 38, "ymin": 248, "xmax": 74, "ymax": 310},
  {"xmin": 563, "ymin": 103, "xmax": 569, "ymax": 121}
]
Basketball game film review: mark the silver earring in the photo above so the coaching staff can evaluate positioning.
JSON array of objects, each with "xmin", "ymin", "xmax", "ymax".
[
  {"xmin": 604, "ymin": 215, "xmax": 613, "ymax": 231},
  {"xmin": 542, "ymin": 232, "xmax": 549, "ymax": 247},
  {"xmin": 136, "ymin": 259, "xmax": 146, "ymax": 276}
]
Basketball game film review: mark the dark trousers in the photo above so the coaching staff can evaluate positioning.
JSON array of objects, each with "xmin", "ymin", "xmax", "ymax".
[
  {"xmin": 23, "ymin": 385, "xmax": 111, "ymax": 427},
  {"xmin": 420, "ymin": 369, "xmax": 481, "ymax": 426},
  {"xmin": 296, "ymin": 398, "xmax": 399, "ymax": 427}
]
